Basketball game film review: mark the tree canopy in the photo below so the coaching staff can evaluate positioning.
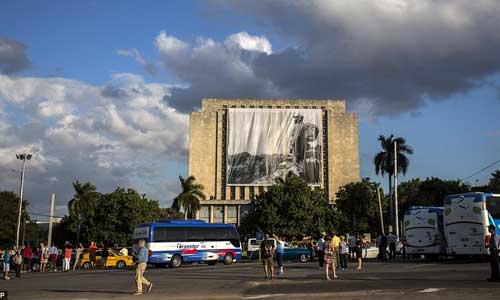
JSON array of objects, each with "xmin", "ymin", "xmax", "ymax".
[
  {"xmin": 0, "ymin": 190, "xmax": 38, "ymax": 249},
  {"xmin": 172, "ymin": 176, "xmax": 205, "ymax": 219},
  {"xmin": 240, "ymin": 175, "xmax": 342, "ymax": 241}
]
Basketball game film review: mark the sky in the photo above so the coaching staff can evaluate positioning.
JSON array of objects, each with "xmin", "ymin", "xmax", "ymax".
[{"xmin": 1, "ymin": 0, "xmax": 500, "ymax": 220}]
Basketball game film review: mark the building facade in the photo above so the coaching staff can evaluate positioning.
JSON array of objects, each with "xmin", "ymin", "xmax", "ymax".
[{"xmin": 190, "ymin": 98, "xmax": 359, "ymax": 225}]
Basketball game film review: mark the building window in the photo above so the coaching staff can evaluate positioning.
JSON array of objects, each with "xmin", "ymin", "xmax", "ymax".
[
  {"xmin": 258, "ymin": 186, "xmax": 264, "ymax": 195},
  {"xmin": 227, "ymin": 206, "xmax": 237, "ymax": 224},
  {"xmin": 249, "ymin": 186, "xmax": 255, "ymax": 201},
  {"xmin": 239, "ymin": 186, "xmax": 245, "ymax": 200},
  {"xmin": 199, "ymin": 206, "xmax": 210, "ymax": 223},
  {"xmin": 230, "ymin": 186, "xmax": 235, "ymax": 200},
  {"xmin": 213, "ymin": 205, "xmax": 224, "ymax": 223}
]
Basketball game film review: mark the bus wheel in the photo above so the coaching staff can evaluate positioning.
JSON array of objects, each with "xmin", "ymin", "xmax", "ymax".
[
  {"xmin": 299, "ymin": 253, "xmax": 309, "ymax": 263},
  {"xmin": 170, "ymin": 255, "xmax": 183, "ymax": 268},
  {"xmin": 207, "ymin": 260, "xmax": 217, "ymax": 266},
  {"xmin": 223, "ymin": 253, "xmax": 234, "ymax": 265}
]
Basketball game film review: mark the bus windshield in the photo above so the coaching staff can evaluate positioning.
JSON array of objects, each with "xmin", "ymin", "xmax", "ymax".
[{"xmin": 486, "ymin": 196, "xmax": 500, "ymax": 219}]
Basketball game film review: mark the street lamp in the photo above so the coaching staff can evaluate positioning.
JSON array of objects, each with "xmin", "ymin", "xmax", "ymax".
[{"xmin": 15, "ymin": 153, "xmax": 32, "ymax": 248}]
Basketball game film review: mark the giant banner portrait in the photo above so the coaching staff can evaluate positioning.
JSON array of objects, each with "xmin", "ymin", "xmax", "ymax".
[{"xmin": 227, "ymin": 108, "xmax": 322, "ymax": 185}]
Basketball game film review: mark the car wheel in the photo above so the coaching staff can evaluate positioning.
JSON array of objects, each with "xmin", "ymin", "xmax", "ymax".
[
  {"xmin": 82, "ymin": 262, "xmax": 91, "ymax": 269},
  {"xmin": 170, "ymin": 255, "xmax": 182, "ymax": 268},
  {"xmin": 299, "ymin": 253, "xmax": 309, "ymax": 263},
  {"xmin": 207, "ymin": 260, "xmax": 217, "ymax": 266},
  {"xmin": 32, "ymin": 262, "xmax": 40, "ymax": 272},
  {"xmin": 116, "ymin": 260, "xmax": 126, "ymax": 269},
  {"xmin": 223, "ymin": 253, "xmax": 234, "ymax": 265}
]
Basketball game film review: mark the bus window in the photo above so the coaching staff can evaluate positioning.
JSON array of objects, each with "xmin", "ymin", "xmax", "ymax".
[
  {"xmin": 486, "ymin": 197, "xmax": 500, "ymax": 219},
  {"xmin": 153, "ymin": 227, "xmax": 186, "ymax": 242}
]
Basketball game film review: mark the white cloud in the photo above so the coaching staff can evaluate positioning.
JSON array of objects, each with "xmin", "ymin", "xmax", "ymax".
[
  {"xmin": 0, "ymin": 73, "xmax": 188, "ymax": 214},
  {"xmin": 224, "ymin": 32, "xmax": 272, "ymax": 54}
]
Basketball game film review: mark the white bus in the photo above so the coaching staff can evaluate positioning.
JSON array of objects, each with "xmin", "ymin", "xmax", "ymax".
[
  {"xmin": 403, "ymin": 206, "xmax": 445, "ymax": 258},
  {"xmin": 133, "ymin": 220, "xmax": 242, "ymax": 268},
  {"xmin": 444, "ymin": 192, "xmax": 500, "ymax": 256}
]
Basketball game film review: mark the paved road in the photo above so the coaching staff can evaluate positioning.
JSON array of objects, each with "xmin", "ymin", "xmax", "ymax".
[{"xmin": 1, "ymin": 260, "xmax": 500, "ymax": 300}]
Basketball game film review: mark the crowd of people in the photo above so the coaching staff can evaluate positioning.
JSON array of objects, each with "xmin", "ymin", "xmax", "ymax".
[
  {"xmin": 1, "ymin": 240, "xmax": 130, "ymax": 279},
  {"xmin": 259, "ymin": 231, "xmax": 366, "ymax": 281}
]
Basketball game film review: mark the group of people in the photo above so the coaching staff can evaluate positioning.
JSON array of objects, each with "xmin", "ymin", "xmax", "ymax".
[
  {"xmin": 315, "ymin": 232, "xmax": 364, "ymax": 279},
  {"xmin": 259, "ymin": 231, "xmax": 365, "ymax": 281},
  {"xmin": 375, "ymin": 232, "xmax": 401, "ymax": 261},
  {"xmin": 1, "ymin": 240, "xmax": 131, "ymax": 280}
]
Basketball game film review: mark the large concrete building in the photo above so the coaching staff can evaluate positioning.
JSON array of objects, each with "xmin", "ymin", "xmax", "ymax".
[{"xmin": 190, "ymin": 98, "xmax": 359, "ymax": 225}]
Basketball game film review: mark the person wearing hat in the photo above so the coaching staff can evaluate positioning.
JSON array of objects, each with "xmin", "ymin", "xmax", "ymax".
[{"xmin": 485, "ymin": 224, "xmax": 500, "ymax": 282}]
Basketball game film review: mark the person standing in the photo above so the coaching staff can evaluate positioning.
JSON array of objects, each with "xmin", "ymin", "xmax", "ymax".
[
  {"xmin": 348, "ymin": 233, "xmax": 356, "ymax": 260},
  {"xmin": 273, "ymin": 234, "xmax": 285, "ymax": 275},
  {"xmin": 13, "ymin": 247, "xmax": 22, "ymax": 279},
  {"xmin": 388, "ymin": 232, "xmax": 397, "ymax": 260},
  {"xmin": 63, "ymin": 243, "xmax": 72, "ymax": 272},
  {"xmin": 485, "ymin": 224, "xmax": 500, "ymax": 282},
  {"xmin": 379, "ymin": 234, "xmax": 388, "ymax": 261},
  {"xmin": 316, "ymin": 234, "xmax": 325, "ymax": 269},
  {"xmin": 133, "ymin": 239, "xmax": 153, "ymax": 295},
  {"xmin": 22, "ymin": 242, "xmax": 32, "ymax": 273},
  {"xmin": 73, "ymin": 243, "xmax": 84, "ymax": 271},
  {"xmin": 101, "ymin": 245, "xmax": 109, "ymax": 268},
  {"xmin": 260, "ymin": 234, "xmax": 275, "ymax": 279},
  {"xmin": 48, "ymin": 243, "xmax": 58, "ymax": 272},
  {"xmin": 39, "ymin": 242, "xmax": 48, "ymax": 272},
  {"xmin": 89, "ymin": 241, "xmax": 97, "ymax": 269},
  {"xmin": 339, "ymin": 236, "xmax": 348, "ymax": 270},
  {"xmin": 324, "ymin": 237, "xmax": 337, "ymax": 280},
  {"xmin": 331, "ymin": 231, "xmax": 341, "ymax": 268},
  {"xmin": 355, "ymin": 237, "xmax": 364, "ymax": 270},
  {"xmin": 2, "ymin": 248, "xmax": 11, "ymax": 280}
]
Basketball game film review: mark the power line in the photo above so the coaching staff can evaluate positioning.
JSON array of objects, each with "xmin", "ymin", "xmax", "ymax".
[{"xmin": 461, "ymin": 158, "xmax": 500, "ymax": 182}]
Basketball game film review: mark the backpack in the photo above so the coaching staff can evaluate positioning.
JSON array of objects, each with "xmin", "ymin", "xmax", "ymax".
[
  {"xmin": 263, "ymin": 240, "xmax": 274, "ymax": 257},
  {"xmin": 14, "ymin": 254, "xmax": 23, "ymax": 265}
]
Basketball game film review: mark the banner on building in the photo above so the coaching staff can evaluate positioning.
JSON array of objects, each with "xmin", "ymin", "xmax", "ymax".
[{"xmin": 227, "ymin": 108, "xmax": 322, "ymax": 186}]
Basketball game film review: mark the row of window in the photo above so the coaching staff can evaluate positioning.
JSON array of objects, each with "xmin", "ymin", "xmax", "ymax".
[{"xmin": 152, "ymin": 226, "xmax": 240, "ymax": 243}]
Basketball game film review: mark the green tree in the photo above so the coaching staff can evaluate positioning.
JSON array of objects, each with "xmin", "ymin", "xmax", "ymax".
[
  {"xmin": 0, "ymin": 190, "xmax": 38, "ymax": 248},
  {"xmin": 172, "ymin": 176, "xmax": 206, "ymax": 219},
  {"xmin": 398, "ymin": 177, "xmax": 471, "ymax": 215},
  {"xmin": 240, "ymin": 175, "xmax": 341, "ymax": 241},
  {"xmin": 65, "ymin": 184, "xmax": 165, "ymax": 246},
  {"xmin": 489, "ymin": 170, "xmax": 500, "ymax": 193},
  {"xmin": 67, "ymin": 181, "xmax": 101, "ymax": 244},
  {"xmin": 373, "ymin": 134, "xmax": 413, "ymax": 229},
  {"xmin": 335, "ymin": 178, "xmax": 383, "ymax": 234}
]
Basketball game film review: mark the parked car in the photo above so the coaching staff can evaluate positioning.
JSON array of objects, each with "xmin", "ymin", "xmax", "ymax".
[
  {"xmin": 247, "ymin": 238, "xmax": 310, "ymax": 262},
  {"xmin": 80, "ymin": 249, "xmax": 133, "ymax": 269}
]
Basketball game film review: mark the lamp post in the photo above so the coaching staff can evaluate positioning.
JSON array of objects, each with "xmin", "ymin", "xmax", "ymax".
[{"xmin": 16, "ymin": 153, "xmax": 32, "ymax": 248}]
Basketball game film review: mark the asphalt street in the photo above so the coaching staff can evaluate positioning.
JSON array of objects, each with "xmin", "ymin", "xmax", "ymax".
[{"xmin": 1, "ymin": 260, "xmax": 500, "ymax": 300}]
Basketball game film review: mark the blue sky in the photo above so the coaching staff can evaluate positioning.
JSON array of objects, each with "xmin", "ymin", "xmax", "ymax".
[{"xmin": 1, "ymin": 0, "xmax": 500, "ymax": 217}]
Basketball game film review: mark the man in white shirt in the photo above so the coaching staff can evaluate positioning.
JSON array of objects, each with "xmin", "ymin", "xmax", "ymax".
[
  {"xmin": 48, "ymin": 243, "xmax": 58, "ymax": 272},
  {"xmin": 316, "ymin": 234, "xmax": 325, "ymax": 269}
]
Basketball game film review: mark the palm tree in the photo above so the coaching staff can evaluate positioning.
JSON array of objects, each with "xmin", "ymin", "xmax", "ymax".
[
  {"xmin": 172, "ymin": 176, "xmax": 206, "ymax": 219},
  {"xmin": 68, "ymin": 181, "xmax": 101, "ymax": 244},
  {"xmin": 373, "ymin": 134, "xmax": 413, "ymax": 229}
]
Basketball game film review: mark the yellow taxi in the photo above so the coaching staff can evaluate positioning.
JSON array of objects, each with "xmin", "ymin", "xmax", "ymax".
[{"xmin": 80, "ymin": 249, "xmax": 134, "ymax": 269}]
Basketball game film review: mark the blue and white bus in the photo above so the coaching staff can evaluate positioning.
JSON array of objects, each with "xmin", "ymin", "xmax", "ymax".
[
  {"xmin": 444, "ymin": 192, "xmax": 500, "ymax": 256},
  {"xmin": 403, "ymin": 206, "xmax": 446, "ymax": 258},
  {"xmin": 133, "ymin": 220, "xmax": 242, "ymax": 268}
]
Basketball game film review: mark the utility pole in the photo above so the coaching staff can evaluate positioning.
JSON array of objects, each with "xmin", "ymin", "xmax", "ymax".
[
  {"xmin": 394, "ymin": 141, "xmax": 399, "ymax": 239},
  {"xmin": 47, "ymin": 193, "xmax": 55, "ymax": 248},
  {"xmin": 377, "ymin": 186, "xmax": 385, "ymax": 235},
  {"xmin": 15, "ymin": 153, "xmax": 31, "ymax": 248}
]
